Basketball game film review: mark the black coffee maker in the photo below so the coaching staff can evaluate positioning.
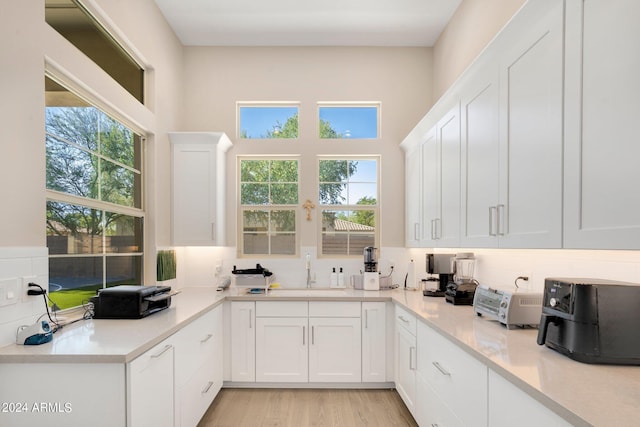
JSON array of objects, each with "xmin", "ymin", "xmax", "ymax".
[{"xmin": 423, "ymin": 253, "xmax": 454, "ymax": 297}]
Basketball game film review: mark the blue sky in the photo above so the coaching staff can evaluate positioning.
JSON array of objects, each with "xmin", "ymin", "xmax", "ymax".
[{"xmin": 239, "ymin": 106, "xmax": 378, "ymax": 139}]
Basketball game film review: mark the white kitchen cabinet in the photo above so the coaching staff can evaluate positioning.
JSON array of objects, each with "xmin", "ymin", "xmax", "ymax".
[
  {"xmin": 488, "ymin": 370, "xmax": 572, "ymax": 427},
  {"xmin": 255, "ymin": 301, "xmax": 308, "ymax": 382},
  {"xmin": 564, "ymin": 0, "xmax": 640, "ymax": 249},
  {"xmin": 170, "ymin": 132, "xmax": 232, "ymax": 246},
  {"xmin": 422, "ymin": 103, "xmax": 461, "ymax": 247},
  {"xmin": 174, "ymin": 306, "xmax": 223, "ymax": 427},
  {"xmin": 394, "ymin": 305, "xmax": 417, "ymax": 414},
  {"xmin": 460, "ymin": 0, "xmax": 563, "ymax": 249},
  {"xmin": 415, "ymin": 373, "xmax": 464, "ymax": 427},
  {"xmin": 405, "ymin": 138, "xmax": 423, "ymax": 247},
  {"xmin": 230, "ymin": 301, "xmax": 255, "ymax": 382},
  {"xmin": 362, "ymin": 301, "xmax": 386, "ymax": 382},
  {"xmin": 0, "ymin": 363, "xmax": 125, "ymax": 427},
  {"xmin": 308, "ymin": 302, "xmax": 362, "ymax": 383},
  {"xmin": 128, "ymin": 339, "xmax": 175, "ymax": 427},
  {"xmin": 417, "ymin": 319, "xmax": 487, "ymax": 427}
]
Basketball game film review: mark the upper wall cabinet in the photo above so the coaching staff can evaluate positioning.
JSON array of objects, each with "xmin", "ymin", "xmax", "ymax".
[
  {"xmin": 170, "ymin": 132, "xmax": 232, "ymax": 246},
  {"xmin": 563, "ymin": 0, "xmax": 640, "ymax": 249},
  {"xmin": 423, "ymin": 103, "xmax": 461, "ymax": 248},
  {"xmin": 405, "ymin": 138, "xmax": 422, "ymax": 247}
]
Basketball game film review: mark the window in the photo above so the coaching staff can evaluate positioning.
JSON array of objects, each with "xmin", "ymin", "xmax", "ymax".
[
  {"xmin": 238, "ymin": 103, "xmax": 299, "ymax": 139},
  {"xmin": 45, "ymin": 0, "xmax": 144, "ymax": 103},
  {"xmin": 318, "ymin": 103, "xmax": 380, "ymax": 139},
  {"xmin": 318, "ymin": 158, "xmax": 379, "ymax": 256},
  {"xmin": 239, "ymin": 158, "xmax": 299, "ymax": 256},
  {"xmin": 45, "ymin": 75, "xmax": 144, "ymax": 310}
]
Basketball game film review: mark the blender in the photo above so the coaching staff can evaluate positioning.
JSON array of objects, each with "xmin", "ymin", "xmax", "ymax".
[
  {"xmin": 363, "ymin": 247, "xmax": 380, "ymax": 290},
  {"xmin": 445, "ymin": 253, "xmax": 478, "ymax": 305}
]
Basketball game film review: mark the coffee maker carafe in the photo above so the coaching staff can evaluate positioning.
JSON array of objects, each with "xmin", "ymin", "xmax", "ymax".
[
  {"xmin": 445, "ymin": 253, "xmax": 478, "ymax": 305},
  {"xmin": 363, "ymin": 247, "xmax": 379, "ymax": 290}
]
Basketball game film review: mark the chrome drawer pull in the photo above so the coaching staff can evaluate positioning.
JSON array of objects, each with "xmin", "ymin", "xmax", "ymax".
[
  {"xmin": 202, "ymin": 381, "xmax": 214, "ymax": 394},
  {"xmin": 432, "ymin": 361, "xmax": 451, "ymax": 376},
  {"xmin": 150, "ymin": 344, "xmax": 172, "ymax": 359},
  {"xmin": 398, "ymin": 315, "xmax": 409, "ymax": 323},
  {"xmin": 200, "ymin": 334, "xmax": 213, "ymax": 343}
]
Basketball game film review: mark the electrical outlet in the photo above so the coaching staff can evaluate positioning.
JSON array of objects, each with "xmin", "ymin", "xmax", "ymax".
[{"xmin": 21, "ymin": 276, "xmax": 38, "ymax": 302}]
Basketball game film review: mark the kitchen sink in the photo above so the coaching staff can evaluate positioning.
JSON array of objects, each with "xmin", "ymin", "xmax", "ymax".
[{"xmin": 267, "ymin": 288, "xmax": 349, "ymax": 297}]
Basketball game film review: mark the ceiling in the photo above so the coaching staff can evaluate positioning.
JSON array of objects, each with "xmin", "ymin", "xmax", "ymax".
[{"xmin": 153, "ymin": 0, "xmax": 462, "ymax": 47}]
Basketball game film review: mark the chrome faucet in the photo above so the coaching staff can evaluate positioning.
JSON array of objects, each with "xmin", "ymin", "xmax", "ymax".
[{"xmin": 306, "ymin": 253, "xmax": 313, "ymax": 288}]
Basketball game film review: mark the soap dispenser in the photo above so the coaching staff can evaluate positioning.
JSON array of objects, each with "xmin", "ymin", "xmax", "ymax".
[
  {"xmin": 330, "ymin": 268, "xmax": 338, "ymax": 288},
  {"xmin": 338, "ymin": 267, "xmax": 345, "ymax": 288}
]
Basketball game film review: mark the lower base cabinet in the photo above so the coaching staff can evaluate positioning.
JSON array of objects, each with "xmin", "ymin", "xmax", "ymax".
[
  {"xmin": 128, "ymin": 340, "xmax": 175, "ymax": 427},
  {"xmin": 488, "ymin": 370, "xmax": 573, "ymax": 427},
  {"xmin": 415, "ymin": 373, "xmax": 464, "ymax": 427}
]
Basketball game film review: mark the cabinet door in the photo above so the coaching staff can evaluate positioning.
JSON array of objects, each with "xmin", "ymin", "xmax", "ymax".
[
  {"xmin": 256, "ymin": 317, "xmax": 308, "ymax": 382},
  {"xmin": 498, "ymin": 0, "xmax": 563, "ymax": 248},
  {"xmin": 564, "ymin": 0, "xmax": 640, "ymax": 248},
  {"xmin": 405, "ymin": 140, "xmax": 423, "ymax": 247},
  {"xmin": 394, "ymin": 324, "xmax": 416, "ymax": 413},
  {"xmin": 421, "ymin": 127, "xmax": 438, "ymax": 246},
  {"xmin": 230, "ymin": 301, "xmax": 255, "ymax": 382},
  {"xmin": 362, "ymin": 302, "xmax": 386, "ymax": 382},
  {"xmin": 128, "ymin": 340, "xmax": 174, "ymax": 427},
  {"xmin": 309, "ymin": 317, "xmax": 361, "ymax": 382},
  {"xmin": 170, "ymin": 132, "xmax": 231, "ymax": 246},
  {"xmin": 417, "ymin": 321, "xmax": 487, "ymax": 427},
  {"xmin": 460, "ymin": 65, "xmax": 500, "ymax": 247},
  {"xmin": 488, "ymin": 370, "xmax": 573, "ymax": 427},
  {"xmin": 437, "ymin": 103, "xmax": 461, "ymax": 247}
]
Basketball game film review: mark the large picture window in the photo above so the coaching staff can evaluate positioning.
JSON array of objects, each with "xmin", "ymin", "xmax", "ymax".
[
  {"xmin": 318, "ymin": 157, "xmax": 379, "ymax": 256},
  {"xmin": 45, "ymin": 75, "xmax": 144, "ymax": 310},
  {"xmin": 239, "ymin": 158, "xmax": 299, "ymax": 256}
]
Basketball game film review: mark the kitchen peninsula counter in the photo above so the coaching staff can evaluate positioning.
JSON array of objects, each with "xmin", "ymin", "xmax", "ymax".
[{"xmin": 0, "ymin": 286, "xmax": 637, "ymax": 426}]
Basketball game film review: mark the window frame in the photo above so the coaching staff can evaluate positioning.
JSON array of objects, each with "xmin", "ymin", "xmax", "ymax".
[
  {"xmin": 45, "ymin": 71, "xmax": 145, "ymax": 310},
  {"xmin": 317, "ymin": 102, "xmax": 381, "ymax": 140},
  {"xmin": 237, "ymin": 155, "xmax": 301, "ymax": 258},
  {"xmin": 316, "ymin": 155, "xmax": 380, "ymax": 258}
]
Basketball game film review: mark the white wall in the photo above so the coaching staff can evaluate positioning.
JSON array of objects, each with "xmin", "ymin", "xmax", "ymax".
[
  {"xmin": 432, "ymin": 0, "xmax": 526, "ymax": 102},
  {"xmin": 180, "ymin": 46, "xmax": 433, "ymax": 252}
]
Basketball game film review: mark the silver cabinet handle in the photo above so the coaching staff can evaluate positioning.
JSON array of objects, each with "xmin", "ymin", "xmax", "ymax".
[
  {"xmin": 432, "ymin": 361, "xmax": 451, "ymax": 376},
  {"xmin": 414, "ymin": 222, "xmax": 420, "ymax": 241},
  {"xmin": 409, "ymin": 347, "xmax": 417, "ymax": 370},
  {"xmin": 364, "ymin": 309, "xmax": 369, "ymax": 329},
  {"xmin": 489, "ymin": 206, "xmax": 497, "ymax": 236},
  {"xmin": 303, "ymin": 326, "xmax": 306, "ymax": 345},
  {"xmin": 249, "ymin": 309, "xmax": 252, "ymax": 329},
  {"xmin": 431, "ymin": 219, "xmax": 436, "ymax": 240},
  {"xmin": 435, "ymin": 218, "xmax": 441, "ymax": 240},
  {"xmin": 150, "ymin": 344, "xmax": 172, "ymax": 359},
  {"xmin": 431, "ymin": 424, "xmax": 440, "ymax": 427},
  {"xmin": 200, "ymin": 334, "xmax": 213, "ymax": 343},
  {"xmin": 311, "ymin": 326, "xmax": 315, "ymax": 345},
  {"xmin": 497, "ymin": 204, "xmax": 505, "ymax": 236},
  {"xmin": 398, "ymin": 315, "xmax": 409, "ymax": 323},
  {"xmin": 201, "ymin": 381, "xmax": 214, "ymax": 394},
  {"xmin": 211, "ymin": 222, "xmax": 216, "ymax": 241}
]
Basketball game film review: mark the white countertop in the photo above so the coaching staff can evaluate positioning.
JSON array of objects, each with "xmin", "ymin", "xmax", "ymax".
[{"xmin": 0, "ymin": 286, "xmax": 638, "ymax": 426}]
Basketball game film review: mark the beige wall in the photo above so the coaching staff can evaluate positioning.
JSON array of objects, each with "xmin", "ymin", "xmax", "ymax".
[
  {"xmin": 181, "ymin": 47, "xmax": 433, "ymax": 249},
  {"xmin": 432, "ymin": 0, "xmax": 526, "ymax": 101}
]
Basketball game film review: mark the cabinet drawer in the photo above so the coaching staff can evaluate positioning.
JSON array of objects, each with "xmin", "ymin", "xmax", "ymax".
[
  {"xmin": 256, "ymin": 301, "xmax": 308, "ymax": 317},
  {"xmin": 174, "ymin": 307, "xmax": 220, "ymax": 387},
  {"xmin": 179, "ymin": 362, "xmax": 220, "ymax": 427},
  {"xmin": 395, "ymin": 304, "xmax": 417, "ymax": 336},
  {"xmin": 417, "ymin": 320, "xmax": 487, "ymax": 427},
  {"xmin": 309, "ymin": 301, "xmax": 360, "ymax": 317},
  {"xmin": 416, "ymin": 373, "xmax": 464, "ymax": 427}
]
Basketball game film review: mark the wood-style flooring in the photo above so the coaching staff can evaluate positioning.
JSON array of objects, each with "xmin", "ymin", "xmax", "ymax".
[{"xmin": 197, "ymin": 388, "xmax": 418, "ymax": 427}]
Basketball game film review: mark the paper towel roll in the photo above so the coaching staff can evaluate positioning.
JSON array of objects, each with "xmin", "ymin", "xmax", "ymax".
[{"xmin": 406, "ymin": 260, "xmax": 416, "ymax": 289}]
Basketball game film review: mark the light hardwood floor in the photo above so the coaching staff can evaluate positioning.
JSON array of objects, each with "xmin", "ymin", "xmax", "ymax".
[{"xmin": 197, "ymin": 388, "xmax": 418, "ymax": 427}]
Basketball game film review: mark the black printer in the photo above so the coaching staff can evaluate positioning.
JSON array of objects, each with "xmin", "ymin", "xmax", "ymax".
[{"xmin": 91, "ymin": 285, "xmax": 175, "ymax": 319}]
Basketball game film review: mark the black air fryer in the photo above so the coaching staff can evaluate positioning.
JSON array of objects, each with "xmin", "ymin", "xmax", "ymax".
[{"xmin": 537, "ymin": 278, "xmax": 640, "ymax": 365}]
